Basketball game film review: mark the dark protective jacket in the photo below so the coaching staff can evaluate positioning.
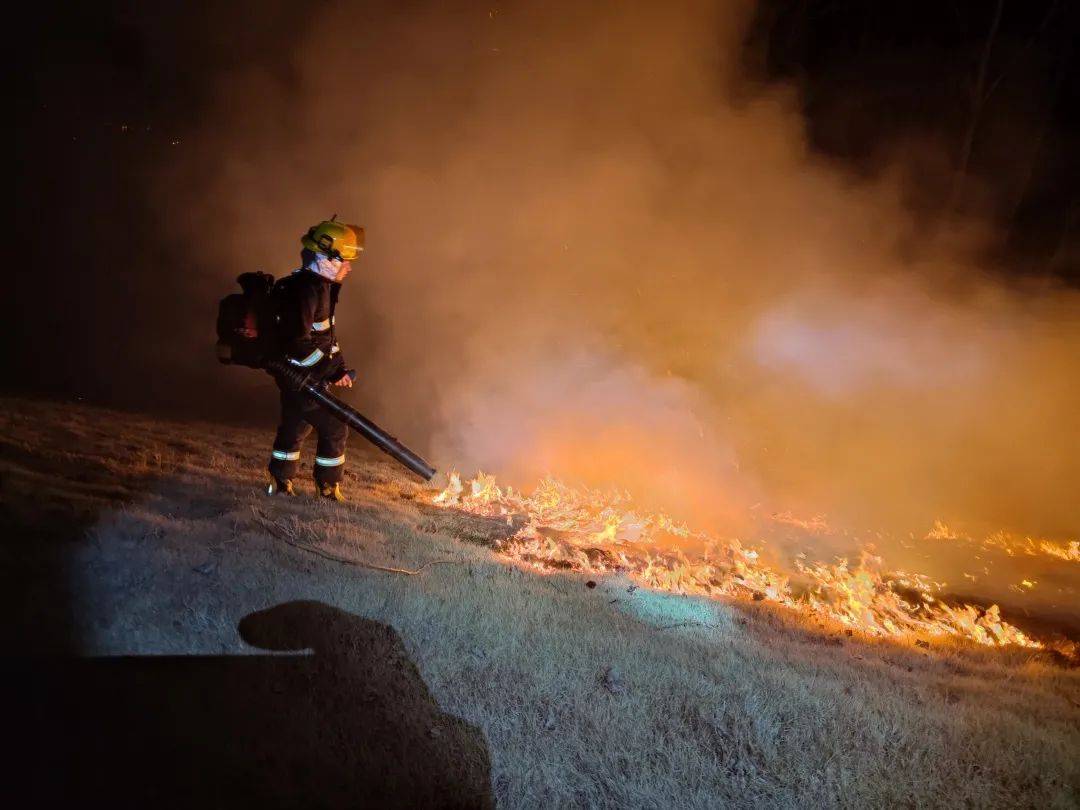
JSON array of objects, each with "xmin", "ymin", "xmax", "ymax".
[{"xmin": 272, "ymin": 270, "xmax": 347, "ymax": 383}]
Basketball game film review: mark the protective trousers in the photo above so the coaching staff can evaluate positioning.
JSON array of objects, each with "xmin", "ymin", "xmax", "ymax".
[{"xmin": 268, "ymin": 388, "xmax": 348, "ymax": 485}]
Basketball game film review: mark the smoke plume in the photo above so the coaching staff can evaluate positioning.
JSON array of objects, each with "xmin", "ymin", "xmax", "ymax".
[{"xmin": 162, "ymin": 1, "xmax": 1079, "ymax": 537}]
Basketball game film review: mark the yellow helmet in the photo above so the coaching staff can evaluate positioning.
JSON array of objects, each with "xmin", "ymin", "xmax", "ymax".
[{"xmin": 301, "ymin": 217, "xmax": 365, "ymax": 261}]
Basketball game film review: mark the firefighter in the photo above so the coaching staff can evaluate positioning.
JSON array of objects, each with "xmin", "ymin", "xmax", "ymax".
[{"xmin": 267, "ymin": 218, "xmax": 364, "ymax": 501}]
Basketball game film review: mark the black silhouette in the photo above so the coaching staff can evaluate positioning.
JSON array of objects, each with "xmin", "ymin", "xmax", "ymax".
[{"xmin": 23, "ymin": 601, "xmax": 494, "ymax": 808}]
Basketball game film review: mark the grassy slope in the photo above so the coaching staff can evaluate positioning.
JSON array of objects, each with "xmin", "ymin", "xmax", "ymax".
[{"xmin": 3, "ymin": 396, "xmax": 1078, "ymax": 808}]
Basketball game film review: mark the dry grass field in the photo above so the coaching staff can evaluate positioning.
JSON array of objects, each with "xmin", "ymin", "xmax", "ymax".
[{"xmin": 4, "ymin": 396, "xmax": 1078, "ymax": 808}]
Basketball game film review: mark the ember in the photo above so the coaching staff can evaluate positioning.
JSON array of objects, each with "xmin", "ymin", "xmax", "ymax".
[{"xmin": 433, "ymin": 472, "xmax": 1046, "ymax": 649}]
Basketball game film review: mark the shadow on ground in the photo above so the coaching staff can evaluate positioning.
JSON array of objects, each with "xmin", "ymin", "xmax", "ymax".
[{"xmin": 24, "ymin": 600, "xmax": 494, "ymax": 809}]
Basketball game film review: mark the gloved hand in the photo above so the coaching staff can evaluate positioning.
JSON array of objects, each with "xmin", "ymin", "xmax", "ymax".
[{"xmin": 330, "ymin": 368, "xmax": 357, "ymax": 388}]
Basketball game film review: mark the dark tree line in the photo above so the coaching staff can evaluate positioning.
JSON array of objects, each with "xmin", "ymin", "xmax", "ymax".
[{"xmin": 746, "ymin": 0, "xmax": 1077, "ymax": 282}]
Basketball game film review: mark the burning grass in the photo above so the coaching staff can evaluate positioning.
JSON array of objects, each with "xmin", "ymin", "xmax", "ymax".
[
  {"xmin": 432, "ymin": 472, "xmax": 1065, "ymax": 652},
  {"xmin": 926, "ymin": 520, "xmax": 1080, "ymax": 563}
]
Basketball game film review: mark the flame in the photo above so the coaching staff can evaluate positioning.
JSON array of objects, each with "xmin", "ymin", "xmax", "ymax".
[
  {"xmin": 432, "ymin": 472, "xmax": 1047, "ymax": 650},
  {"xmin": 925, "ymin": 524, "xmax": 1080, "ymax": 563},
  {"xmin": 771, "ymin": 511, "xmax": 831, "ymax": 534},
  {"xmin": 1040, "ymin": 540, "xmax": 1080, "ymax": 562}
]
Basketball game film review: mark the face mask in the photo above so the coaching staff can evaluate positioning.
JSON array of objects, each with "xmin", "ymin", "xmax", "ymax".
[{"xmin": 308, "ymin": 253, "xmax": 343, "ymax": 281}]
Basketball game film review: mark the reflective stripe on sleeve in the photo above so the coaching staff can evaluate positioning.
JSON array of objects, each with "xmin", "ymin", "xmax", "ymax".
[
  {"xmin": 312, "ymin": 319, "xmax": 331, "ymax": 332},
  {"xmin": 315, "ymin": 454, "xmax": 345, "ymax": 467},
  {"xmin": 288, "ymin": 348, "xmax": 324, "ymax": 367},
  {"xmin": 272, "ymin": 449, "xmax": 300, "ymax": 461}
]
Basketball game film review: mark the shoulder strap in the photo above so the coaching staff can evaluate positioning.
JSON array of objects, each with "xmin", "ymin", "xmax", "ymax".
[{"xmin": 328, "ymin": 284, "xmax": 340, "ymax": 344}]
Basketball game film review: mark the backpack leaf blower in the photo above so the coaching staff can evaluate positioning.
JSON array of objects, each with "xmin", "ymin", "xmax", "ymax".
[{"xmin": 217, "ymin": 272, "xmax": 437, "ymax": 481}]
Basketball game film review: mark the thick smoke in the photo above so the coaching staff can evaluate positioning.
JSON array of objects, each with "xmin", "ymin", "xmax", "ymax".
[{"xmin": 163, "ymin": 1, "xmax": 1079, "ymax": 536}]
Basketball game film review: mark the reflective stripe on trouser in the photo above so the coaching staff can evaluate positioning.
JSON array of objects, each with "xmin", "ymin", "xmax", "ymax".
[
  {"xmin": 269, "ymin": 442, "xmax": 306, "ymax": 481},
  {"xmin": 268, "ymin": 388, "xmax": 349, "ymax": 484}
]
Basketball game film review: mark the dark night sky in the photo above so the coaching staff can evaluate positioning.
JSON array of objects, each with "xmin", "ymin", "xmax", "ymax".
[{"xmin": 11, "ymin": 1, "xmax": 1078, "ymax": 416}]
